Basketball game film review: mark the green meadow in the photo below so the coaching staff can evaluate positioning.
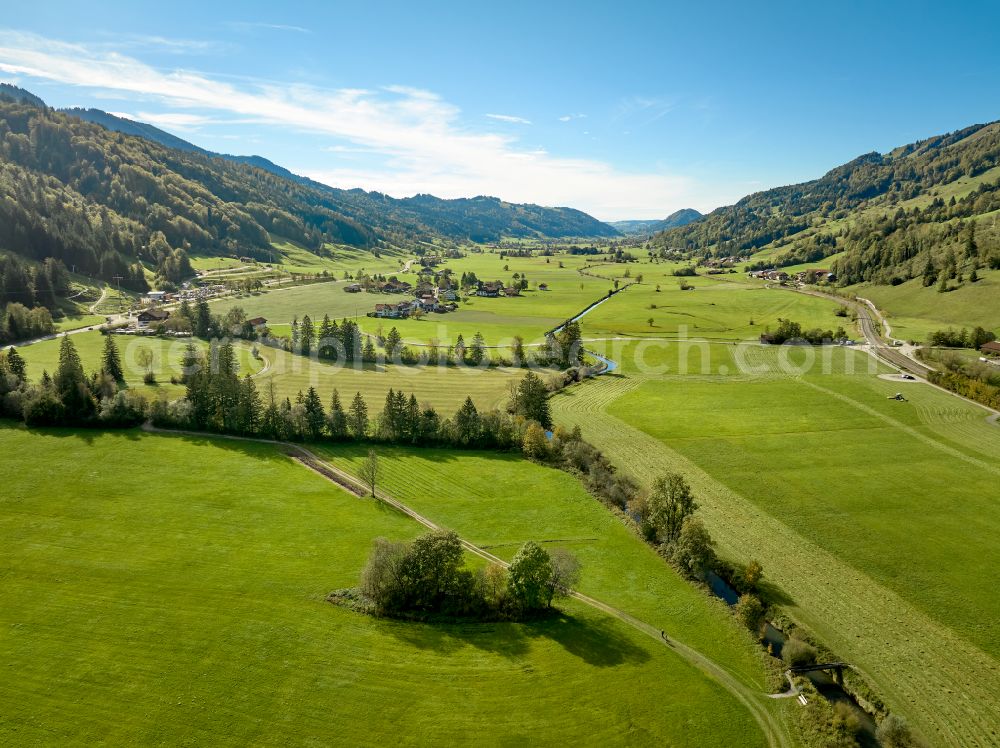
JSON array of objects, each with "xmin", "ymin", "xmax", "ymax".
[
  {"xmin": 15, "ymin": 330, "xmax": 262, "ymax": 398},
  {"xmin": 211, "ymin": 252, "xmax": 619, "ymax": 345},
  {"xmin": 552, "ymin": 342, "xmax": 1000, "ymax": 746},
  {"xmin": 254, "ymin": 344, "xmax": 526, "ymax": 415},
  {"xmin": 313, "ymin": 443, "xmax": 774, "ymax": 690},
  {"xmin": 0, "ymin": 423, "xmax": 772, "ymax": 746}
]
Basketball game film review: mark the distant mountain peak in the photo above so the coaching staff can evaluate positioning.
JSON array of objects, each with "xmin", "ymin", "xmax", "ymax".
[{"xmin": 609, "ymin": 208, "xmax": 703, "ymax": 235}]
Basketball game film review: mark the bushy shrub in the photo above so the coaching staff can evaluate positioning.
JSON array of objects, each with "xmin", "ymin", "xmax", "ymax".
[
  {"xmin": 735, "ymin": 593, "xmax": 765, "ymax": 633},
  {"xmin": 22, "ymin": 389, "xmax": 66, "ymax": 426},
  {"xmin": 98, "ymin": 391, "xmax": 148, "ymax": 426},
  {"xmin": 783, "ymin": 635, "xmax": 817, "ymax": 667}
]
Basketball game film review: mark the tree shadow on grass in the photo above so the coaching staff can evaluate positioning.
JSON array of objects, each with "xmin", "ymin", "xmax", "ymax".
[
  {"xmin": 756, "ymin": 578, "xmax": 795, "ymax": 608},
  {"xmin": 383, "ymin": 617, "xmax": 532, "ymax": 659},
  {"xmin": 523, "ymin": 611, "xmax": 651, "ymax": 667},
  {"xmin": 1, "ymin": 420, "xmax": 147, "ymax": 446},
  {"xmin": 382, "ymin": 608, "xmax": 651, "ymax": 668}
]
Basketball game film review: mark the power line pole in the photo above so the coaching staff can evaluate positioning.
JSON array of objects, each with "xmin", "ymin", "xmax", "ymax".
[{"xmin": 112, "ymin": 275, "xmax": 124, "ymax": 315}]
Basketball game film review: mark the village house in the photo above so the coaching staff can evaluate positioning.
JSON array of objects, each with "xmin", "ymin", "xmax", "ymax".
[
  {"xmin": 343, "ymin": 283, "xmax": 362, "ymax": 293},
  {"xmin": 248, "ymin": 317, "xmax": 268, "ymax": 331},
  {"xmin": 417, "ymin": 295, "xmax": 439, "ymax": 312},
  {"xmin": 380, "ymin": 279, "xmax": 412, "ymax": 294},
  {"xmin": 136, "ymin": 309, "xmax": 170, "ymax": 328},
  {"xmin": 503, "ymin": 286, "xmax": 521, "ymax": 297},
  {"xmin": 538, "ymin": 283, "xmax": 549, "ymax": 291},
  {"xmin": 477, "ymin": 280, "xmax": 503, "ymax": 297},
  {"xmin": 144, "ymin": 290, "xmax": 169, "ymax": 304},
  {"xmin": 437, "ymin": 287, "xmax": 458, "ymax": 301},
  {"xmin": 981, "ymin": 341, "xmax": 1000, "ymax": 356},
  {"xmin": 372, "ymin": 302, "xmax": 411, "ymax": 319}
]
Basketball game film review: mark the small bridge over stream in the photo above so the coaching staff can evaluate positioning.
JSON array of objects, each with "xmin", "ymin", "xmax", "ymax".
[{"xmin": 787, "ymin": 662, "xmax": 852, "ymax": 684}]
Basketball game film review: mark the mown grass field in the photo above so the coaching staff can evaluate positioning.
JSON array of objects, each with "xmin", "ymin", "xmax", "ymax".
[
  {"xmin": 15, "ymin": 331, "xmax": 262, "ymax": 398},
  {"xmin": 578, "ymin": 274, "xmax": 852, "ymax": 341},
  {"xmin": 0, "ymin": 423, "xmax": 770, "ymax": 746},
  {"xmin": 212, "ymin": 252, "xmax": 619, "ymax": 346},
  {"xmin": 313, "ymin": 443, "xmax": 776, "ymax": 692},
  {"xmin": 551, "ymin": 343, "xmax": 1000, "ymax": 746},
  {"xmin": 254, "ymin": 344, "xmax": 525, "ymax": 415},
  {"xmin": 209, "ymin": 251, "xmax": 856, "ymax": 353}
]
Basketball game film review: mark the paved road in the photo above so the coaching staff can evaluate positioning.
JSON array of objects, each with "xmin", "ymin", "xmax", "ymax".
[
  {"xmin": 853, "ymin": 301, "xmax": 932, "ymax": 377},
  {"xmin": 790, "ymin": 285, "xmax": 932, "ymax": 377}
]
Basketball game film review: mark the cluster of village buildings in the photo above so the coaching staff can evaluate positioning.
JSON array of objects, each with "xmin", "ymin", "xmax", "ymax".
[
  {"xmin": 749, "ymin": 268, "xmax": 837, "ymax": 284},
  {"xmin": 350, "ymin": 277, "xmax": 533, "ymax": 319},
  {"xmin": 702, "ymin": 257, "xmax": 739, "ymax": 274}
]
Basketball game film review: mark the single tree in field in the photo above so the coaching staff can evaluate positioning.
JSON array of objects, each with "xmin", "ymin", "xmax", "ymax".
[
  {"xmin": 101, "ymin": 335, "xmax": 125, "ymax": 383},
  {"xmin": 180, "ymin": 341, "xmax": 201, "ymax": 384},
  {"xmin": 385, "ymin": 327, "xmax": 402, "ymax": 358},
  {"xmin": 359, "ymin": 449, "xmax": 380, "ymax": 497},
  {"xmin": 136, "ymin": 346, "xmax": 155, "ymax": 383},
  {"xmin": 469, "ymin": 331, "xmax": 486, "ymax": 365},
  {"xmin": 647, "ymin": 317, "xmax": 654, "ymax": 328},
  {"xmin": 511, "ymin": 335, "xmax": 526, "ymax": 367}
]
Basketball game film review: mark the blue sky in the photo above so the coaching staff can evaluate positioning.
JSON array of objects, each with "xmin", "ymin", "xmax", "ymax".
[{"xmin": 2, "ymin": 1, "xmax": 999, "ymax": 220}]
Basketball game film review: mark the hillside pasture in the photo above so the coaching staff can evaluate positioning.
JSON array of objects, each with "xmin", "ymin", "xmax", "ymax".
[{"xmin": 851, "ymin": 270, "xmax": 1000, "ymax": 342}]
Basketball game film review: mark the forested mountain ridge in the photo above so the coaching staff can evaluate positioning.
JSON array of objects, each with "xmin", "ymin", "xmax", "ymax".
[
  {"xmin": 0, "ymin": 87, "xmax": 618, "ymax": 296},
  {"xmin": 652, "ymin": 121, "xmax": 1000, "ymax": 285}
]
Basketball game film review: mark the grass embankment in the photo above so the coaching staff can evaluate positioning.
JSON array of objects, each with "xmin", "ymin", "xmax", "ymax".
[
  {"xmin": 849, "ymin": 270, "xmax": 1000, "ymax": 342},
  {"xmin": 551, "ymin": 342, "xmax": 1000, "ymax": 746},
  {"xmin": 0, "ymin": 423, "xmax": 769, "ymax": 746}
]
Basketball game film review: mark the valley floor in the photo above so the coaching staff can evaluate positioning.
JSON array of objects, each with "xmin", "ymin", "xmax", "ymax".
[
  {"xmin": 0, "ymin": 423, "xmax": 789, "ymax": 746},
  {"xmin": 552, "ymin": 340, "xmax": 1000, "ymax": 747}
]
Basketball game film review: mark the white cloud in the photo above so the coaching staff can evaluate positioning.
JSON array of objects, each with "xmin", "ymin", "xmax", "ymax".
[
  {"xmin": 558, "ymin": 113, "xmax": 586, "ymax": 122},
  {"xmin": 0, "ymin": 30, "xmax": 704, "ymax": 220},
  {"xmin": 226, "ymin": 22, "xmax": 312, "ymax": 35},
  {"xmin": 485, "ymin": 113, "xmax": 531, "ymax": 125},
  {"xmin": 108, "ymin": 34, "xmax": 230, "ymax": 55}
]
